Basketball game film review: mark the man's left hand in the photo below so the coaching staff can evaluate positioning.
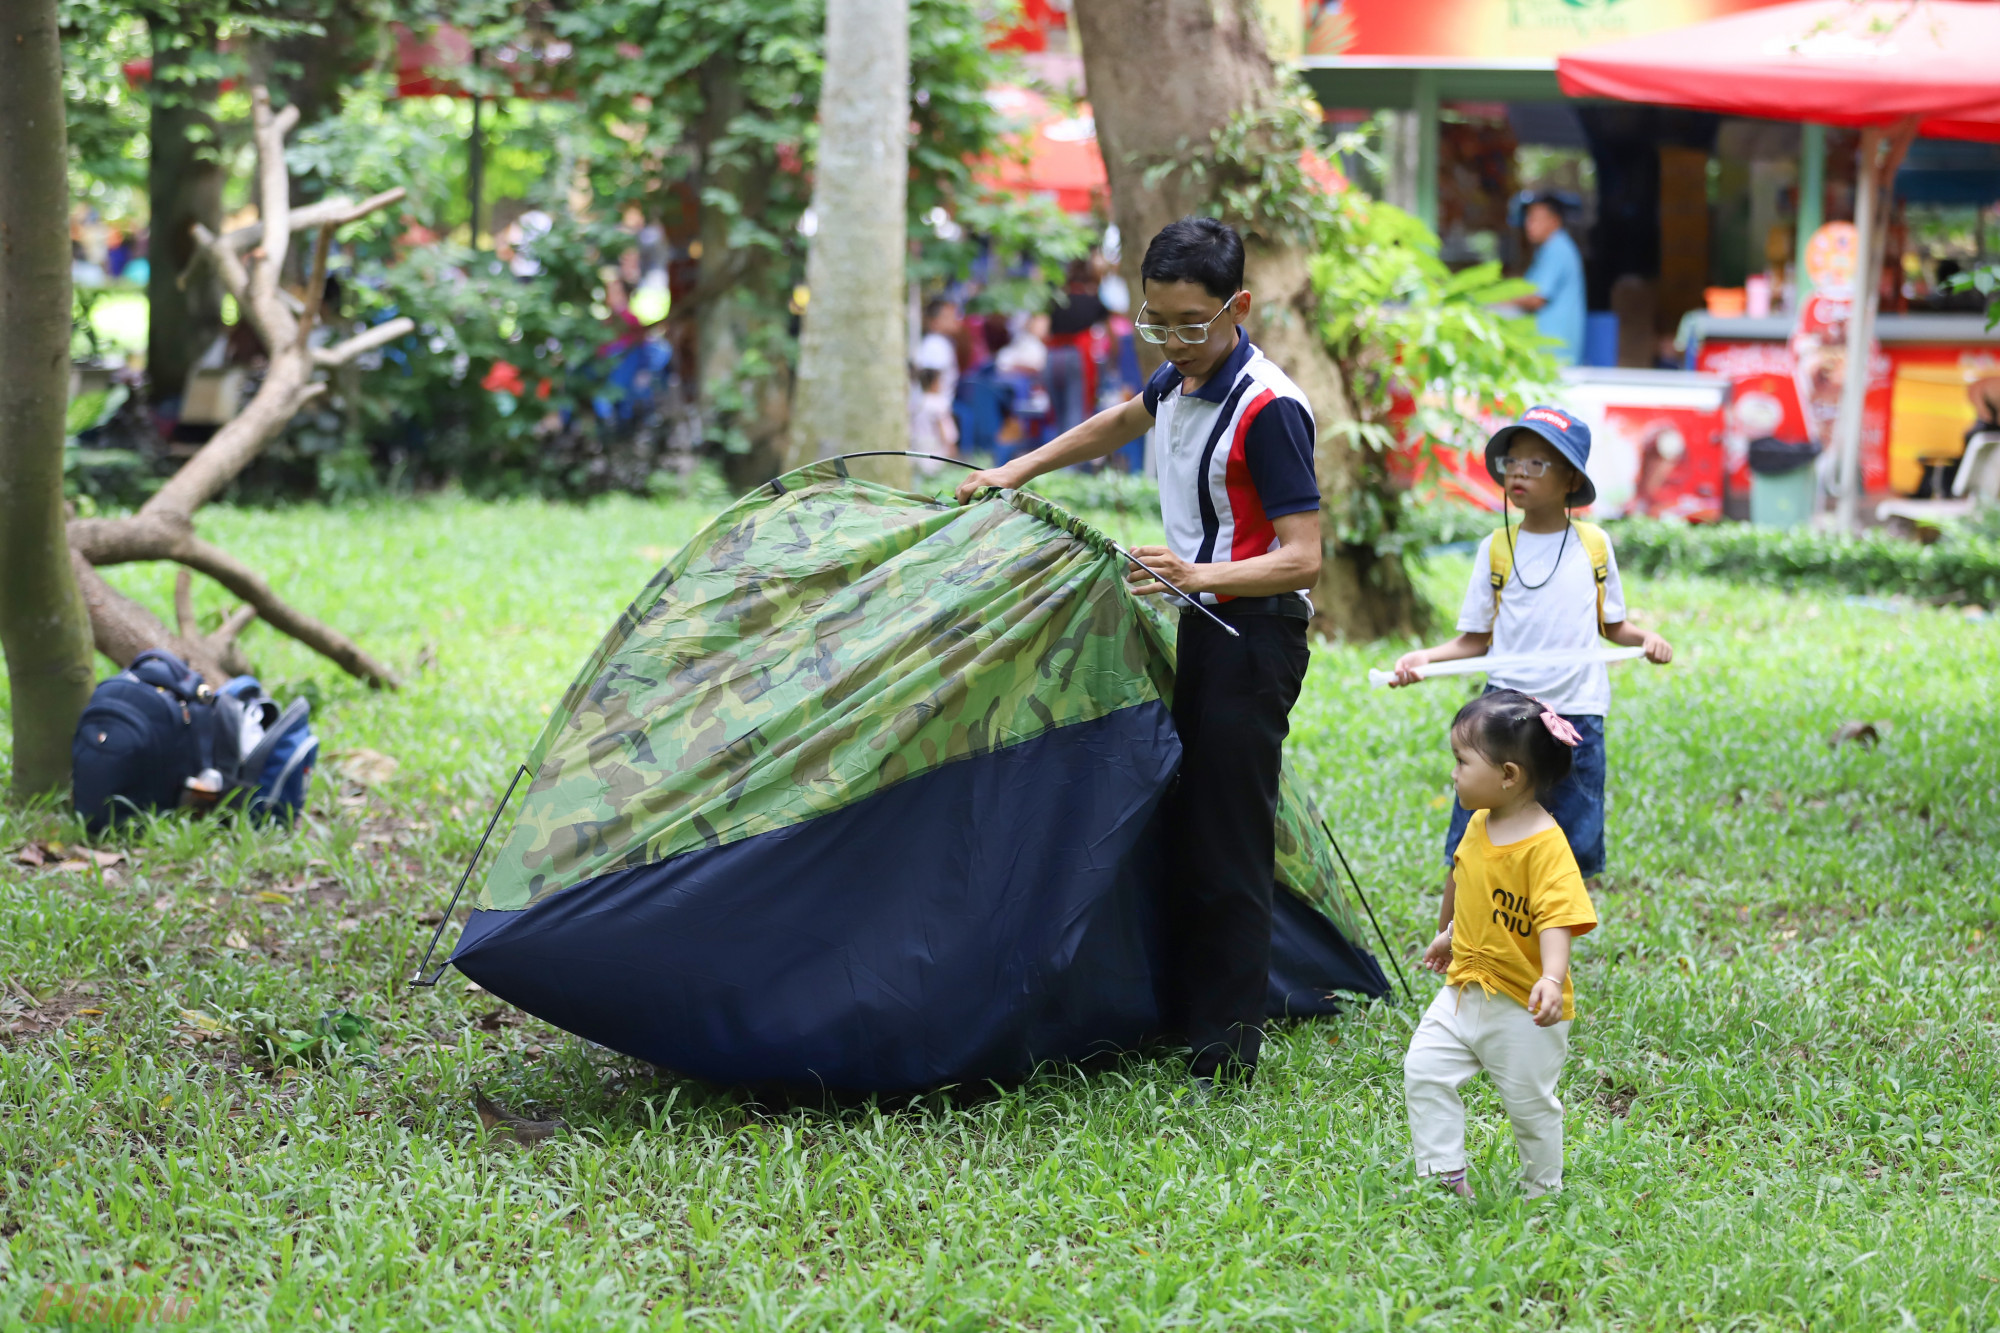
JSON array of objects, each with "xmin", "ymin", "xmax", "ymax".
[{"xmin": 1125, "ymin": 545, "xmax": 1202, "ymax": 598}]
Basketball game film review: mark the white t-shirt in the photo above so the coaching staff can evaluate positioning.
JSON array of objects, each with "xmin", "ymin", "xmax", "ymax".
[
  {"xmin": 1455, "ymin": 527, "xmax": 1628, "ymax": 717},
  {"xmin": 915, "ymin": 332, "xmax": 959, "ymax": 402}
]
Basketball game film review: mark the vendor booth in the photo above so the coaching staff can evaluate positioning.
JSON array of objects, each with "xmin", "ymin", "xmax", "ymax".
[{"xmin": 1302, "ymin": 0, "xmax": 2000, "ymax": 525}]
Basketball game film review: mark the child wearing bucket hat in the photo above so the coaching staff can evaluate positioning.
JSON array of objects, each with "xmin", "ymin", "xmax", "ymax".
[{"xmin": 1390, "ymin": 406, "xmax": 1673, "ymax": 886}]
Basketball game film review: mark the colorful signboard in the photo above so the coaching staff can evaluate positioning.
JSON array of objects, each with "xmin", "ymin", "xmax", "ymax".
[{"xmin": 1304, "ymin": 0, "xmax": 1801, "ymax": 59}]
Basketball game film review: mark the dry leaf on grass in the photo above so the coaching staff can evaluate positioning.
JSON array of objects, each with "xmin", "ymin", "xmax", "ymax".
[
  {"xmin": 13, "ymin": 842, "xmax": 124, "ymax": 871},
  {"xmin": 337, "ymin": 748, "xmax": 400, "ymax": 786},
  {"xmin": 223, "ymin": 931, "xmax": 252, "ymax": 951},
  {"xmin": 1827, "ymin": 721, "xmax": 1885, "ymax": 749}
]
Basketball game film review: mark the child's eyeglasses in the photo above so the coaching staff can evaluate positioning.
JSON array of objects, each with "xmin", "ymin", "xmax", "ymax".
[
  {"xmin": 1498, "ymin": 457, "xmax": 1561, "ymax": 478},
  {"xmin": 1134, "ymin": 294, "xmax": 1241, "ymax": 345}
]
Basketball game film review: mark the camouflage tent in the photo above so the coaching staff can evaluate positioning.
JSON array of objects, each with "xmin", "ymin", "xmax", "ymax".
[{"xmin": 447, "ymin": 459, "xmax": 1387, "ymax": 1090}]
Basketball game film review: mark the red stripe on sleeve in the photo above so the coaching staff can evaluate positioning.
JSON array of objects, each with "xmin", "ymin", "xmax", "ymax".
[{"xmin": 1224, "ymin": 389, "xmax": 1279, "ymax": 589}]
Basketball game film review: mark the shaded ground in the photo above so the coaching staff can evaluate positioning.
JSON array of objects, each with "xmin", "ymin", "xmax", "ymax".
[{"xmin": 1, "ymin": 494, "xmax": 1996, "ymax": 1330}]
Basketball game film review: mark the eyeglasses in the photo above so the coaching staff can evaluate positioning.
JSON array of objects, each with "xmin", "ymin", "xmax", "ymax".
[
  {"xmin": 1498, "ymin": 456, "xmax": 1562, "ymax": 478},
  {"xmin": 1134, "ymin": 294, "xmax": 1240, "ymax": 345}
]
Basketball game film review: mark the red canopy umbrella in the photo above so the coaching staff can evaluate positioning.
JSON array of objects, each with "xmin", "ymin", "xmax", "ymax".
[
  {"xmin": 1558, "ymin": 0, "xmax": 2000, "ymax": 529},
  {"xmin": 976, "ymin": 87, "xmax": 1110, "ymax": 216}
]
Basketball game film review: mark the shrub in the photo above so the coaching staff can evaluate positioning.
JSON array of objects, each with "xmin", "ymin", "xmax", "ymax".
[{"xmin": 1606, "ymin": 516, "xmax": 2000, "ymax": 605}]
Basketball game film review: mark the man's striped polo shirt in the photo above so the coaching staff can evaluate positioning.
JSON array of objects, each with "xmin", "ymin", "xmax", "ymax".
[{"xmin": 1142, "ymin": 329, "xmax": 1320, "ymax": 607}]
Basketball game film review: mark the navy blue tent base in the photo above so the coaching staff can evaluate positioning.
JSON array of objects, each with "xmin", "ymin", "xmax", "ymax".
[{"xmin": 454, "ymin": 704, "xmax": 1386, "ymax": 1092}]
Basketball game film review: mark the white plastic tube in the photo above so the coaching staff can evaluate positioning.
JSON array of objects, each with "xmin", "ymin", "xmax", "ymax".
[{"xmin": 1368, "ymin": 646, "xmax": 1647, "ymax": 688}]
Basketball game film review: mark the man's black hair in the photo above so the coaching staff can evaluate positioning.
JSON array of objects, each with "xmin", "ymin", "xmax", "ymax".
[
  {"xmin": 1451, "ymin": 689, "xmax": 1575, "ymax": 797},
  {"xmin": 1139, "ymin": 216, "xmax": 1244, "ymax": 301}
]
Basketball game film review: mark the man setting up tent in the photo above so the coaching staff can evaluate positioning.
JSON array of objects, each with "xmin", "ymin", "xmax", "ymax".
[{"xmin": 956, "ymin": 216, "xmax": 1322, "ymax": 1094}]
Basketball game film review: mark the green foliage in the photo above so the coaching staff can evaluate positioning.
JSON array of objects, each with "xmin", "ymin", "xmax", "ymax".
[
  {"xmin": 1312, "ymin": 201, "xmax": 1559, "ymax": 457},
  {"xmin": 345, "ymin": 215, "xmax": 655, "ymax": 497},
  {"xmin": 1021, "ymin": 466, "xmax": 1161, "ymax": 515},
  {"xmin": 1149, "ymin": 89, "xmax": 1348, "ymax": 255},
  {"xmin": 245, "ymin": 1008, "xmax": 379, "ymax": 1070},
  {"xmin": 1609, "ymin": 515, "xmax": 2000, "ymax": 604},
  {"xmin": 3, "ymin": 497, "xmax": 1998, "ymax": 1326},
  {"xmin": 57, "ymin": 3, "xmax": 153, "ymax": 204},
  {"xmin": 1943, "ymin": 259, "xmax": 2000, "ymax": 330}
]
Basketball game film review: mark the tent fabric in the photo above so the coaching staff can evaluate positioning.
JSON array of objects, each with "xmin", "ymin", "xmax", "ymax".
[
  {"xmin": 1556, "ymin": 0, "xmax": 2000, "ymax": 144},
  {"xmin": 450, "ymin": 461, "xmax": 1388, "ymax": 1090}
]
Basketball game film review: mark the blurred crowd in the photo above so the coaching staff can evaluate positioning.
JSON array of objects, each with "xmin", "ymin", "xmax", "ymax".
[{"xmin": 910, "ymin": 247, "xmax": 1148, "ymax": 475}]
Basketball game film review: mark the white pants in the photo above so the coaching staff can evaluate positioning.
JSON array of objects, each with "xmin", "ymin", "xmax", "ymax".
[{"xmin": 1403, "ymin": 984, "xmax": 1571, "ymax": 1196}]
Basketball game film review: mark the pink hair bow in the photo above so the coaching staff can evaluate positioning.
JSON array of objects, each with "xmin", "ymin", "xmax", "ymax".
[{"xmin": 1537, "ymin": 706, "xmax": 1581, "ymax": 748}]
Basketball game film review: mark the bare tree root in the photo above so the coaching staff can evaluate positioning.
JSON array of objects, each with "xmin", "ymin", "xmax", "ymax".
[{"xmin": 65, "ymin": 85, "xmax": 412, "ymax": 689}]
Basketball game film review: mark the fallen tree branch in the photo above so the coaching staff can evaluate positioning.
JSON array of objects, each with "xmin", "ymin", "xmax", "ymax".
[
  {"xmin": 179, "ymin": 538, "xmax": 399, "ymax": 688},
  {"xmin": 72, "ymin": 82, "xmax": 406, "ymax": 692},
  {"xmin": 70, "ymin": 551, "xmax": 252, "ymax": 682},
  {"xmin": 314, "ymin": 317, "xmax": 416, "ymax": 368}
]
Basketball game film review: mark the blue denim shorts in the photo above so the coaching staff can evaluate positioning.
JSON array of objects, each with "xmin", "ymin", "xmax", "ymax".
[{"xmin": 1444, "ymin": 709, "xmax": 1606, "ymax": 878}]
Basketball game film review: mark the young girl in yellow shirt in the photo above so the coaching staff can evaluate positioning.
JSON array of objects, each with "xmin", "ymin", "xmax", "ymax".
[{"xmin": 1405, "ymin": 688, "xmax": 1599, "ymax": 1199}]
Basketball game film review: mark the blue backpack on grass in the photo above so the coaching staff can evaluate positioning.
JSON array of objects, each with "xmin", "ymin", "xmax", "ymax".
[{"xmin": 72, "ymin": 649, "xmax": 318, "ymax": 832}]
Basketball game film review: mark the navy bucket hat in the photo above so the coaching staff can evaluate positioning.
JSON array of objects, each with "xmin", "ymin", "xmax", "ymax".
[{"xmin": 1484, "ymin": 404, "xmax": 1596, "ymax": 507}]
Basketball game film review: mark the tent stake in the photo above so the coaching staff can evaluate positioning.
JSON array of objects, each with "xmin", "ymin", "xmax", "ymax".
[
  {"xmin": 411, "ymin": 763, "xmax": 528, "ymax": 988},
  {"xmin": 1321, "ymin": 819, "xmax": 1415, "ymax": 1005}
]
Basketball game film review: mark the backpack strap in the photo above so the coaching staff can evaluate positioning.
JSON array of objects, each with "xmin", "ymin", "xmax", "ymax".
[
  {"xmin": 1489, "ymin": 519, "xmax": 1612, "ymax": 634},
  {"xmin": 1572, "ymin": 520, "xmax": 1612, "ymax": 634},
  {"xmin": 1487, "ymin": 524, "xmax": 1517, "ymax": 616}
]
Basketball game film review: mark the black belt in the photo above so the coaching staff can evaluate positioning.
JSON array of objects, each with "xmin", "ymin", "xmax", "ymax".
[{"xmin": 1191, "ymin": 594, "xmax": 1310, "ymax": 621}]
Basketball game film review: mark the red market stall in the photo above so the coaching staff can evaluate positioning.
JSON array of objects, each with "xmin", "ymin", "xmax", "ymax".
[{"xmin": 1557, "ymin": 0, "xmax": 2000, "ymax": 528}]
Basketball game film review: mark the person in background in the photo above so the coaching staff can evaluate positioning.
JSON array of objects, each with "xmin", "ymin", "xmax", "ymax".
[
  {"xmin": 1517, "ymin": 195, "xmax": 1585, "ymax": 367},
  {"xmin": 1045, "ymin": 258, "xmax": 1109, "ymax": 436},
  {"xmin": 955, "ymin": 316, "xmax": 1018, "ymax": 458},
  {"xmin": 916, "ymin": 297, "xmax": 963, "ymax": 405},
  {"xmin": 909, "ymin": 365, "xmax": 960, "ymax": 474}
]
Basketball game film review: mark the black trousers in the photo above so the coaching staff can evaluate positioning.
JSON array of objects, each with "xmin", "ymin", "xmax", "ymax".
[{"xmin": 1162, "ymin": 607, "xmax": 1311, "ymax": 1080}]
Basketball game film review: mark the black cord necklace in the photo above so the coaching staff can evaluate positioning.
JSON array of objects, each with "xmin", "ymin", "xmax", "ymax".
[{"xmin": 1500, "ymin": 492, "xmax": 1572, "ymax": 593}]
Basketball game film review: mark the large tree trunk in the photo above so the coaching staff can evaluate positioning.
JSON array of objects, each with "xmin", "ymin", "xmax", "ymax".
[
  {"xmin": 145, "ymin": 13, "xmax": 226, "ymax": 406},
  {"xmin": 1074, "ymin": 0, "xmax": 1427, "ymax": 640},
  {"xmin": 790, "ymin": 0, "xmax": 910, "ymax": 489},
  {"xmin": 0, "ymin": 0, "xmax": 97, "ymax": 799}
]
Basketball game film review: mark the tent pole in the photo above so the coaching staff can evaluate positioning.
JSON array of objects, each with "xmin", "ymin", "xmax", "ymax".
[
  {"xmin": 1320, "ymin": 819, "xmax": 1415, "ymax": 1005},
  {"xmin": 1795, "ymin": 122, "xmax": 1824, "ymax": 309},
  {"xmin": 1832, "ymin": 119, "xmax": 1919, "ymax": 535},
  {"xmin": 1832, "ymin": 128, "xmax": 1880, "ymax": 534},
  {"xmin": 411, "ymin": 763, "xmax": 528, "ymax": 987},
  {"xmin": 1413, "ymin": 69, "xmax": 1440, "ymax": 234}
]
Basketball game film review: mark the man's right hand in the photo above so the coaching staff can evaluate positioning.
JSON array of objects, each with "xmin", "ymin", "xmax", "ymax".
[{"xmin": 954, "ymin": 467, "xmax": 1016, "ymax": 505}]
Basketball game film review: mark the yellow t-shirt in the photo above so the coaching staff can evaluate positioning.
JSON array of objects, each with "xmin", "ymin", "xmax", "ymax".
[{"xmin": 1448, "ymin": 810, "xmax": 1598, "ymax": 1020}]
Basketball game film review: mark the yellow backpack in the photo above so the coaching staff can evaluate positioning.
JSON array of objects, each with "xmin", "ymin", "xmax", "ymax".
[{"xmin": 1488, "ymin": 520, "xmax": 1612, "ymax": 635}]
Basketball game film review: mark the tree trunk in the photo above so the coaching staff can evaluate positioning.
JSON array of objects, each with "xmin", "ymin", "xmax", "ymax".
[
  {"xmin": 692, "ymin": 56, "xmax": 795, "ymax": 491},
  {"xmin": 145, "ymin": 14, "xmax": 225, "ymax": 405},
  {"xmin": 1074, "ymin": 0, "xmax": 1427, "ymax": 640},
  {"xmin": 0, "ymin": 0, "xmax": 97, "ymax": 799},
  {"xmin": 790, "ymin": 0, "xmax": 910, "ymax": 489}
]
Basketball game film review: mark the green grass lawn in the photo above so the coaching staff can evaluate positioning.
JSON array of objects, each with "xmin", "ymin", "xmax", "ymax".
[{"xmin": 3, "ymin": 493, "xmax": 1997, "ymax": 1330}]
